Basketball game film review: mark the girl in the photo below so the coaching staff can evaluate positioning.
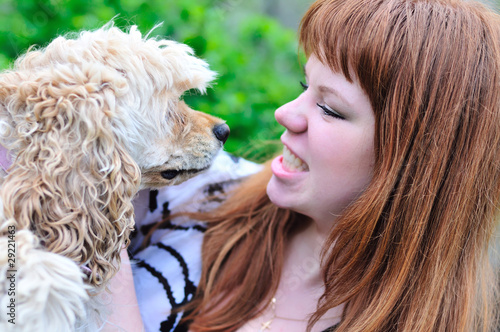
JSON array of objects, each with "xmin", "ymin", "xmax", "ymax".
[{"xmin": 125, "ymin": 0, "xmax": 500, "ymax": 331}]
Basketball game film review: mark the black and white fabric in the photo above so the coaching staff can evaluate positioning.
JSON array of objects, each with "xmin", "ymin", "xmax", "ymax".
[{"xmin": 130, "ymin": 151, "xmax": 262, "ymax": 332}]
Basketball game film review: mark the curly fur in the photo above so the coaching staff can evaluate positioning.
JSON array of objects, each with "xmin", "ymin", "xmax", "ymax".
[{"xmin": 0, "ymin": 23, "xmax": 224, "ymax": 331}]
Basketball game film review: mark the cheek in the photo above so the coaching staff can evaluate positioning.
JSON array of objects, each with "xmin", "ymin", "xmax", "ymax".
[
  {"xmin": 315, "ymin": 135, "xmax": 375, "ymax": 187},
  {"xmin": 316, "ymin": 149, "xmax": 374, "ymax": 213},
  {"xmin": 314, "ymin": 139, "xmax": 363, "ymax": 170},
  {"xmin": 345, "ymin": 144, "xmax": 375, "ymax": 194}
]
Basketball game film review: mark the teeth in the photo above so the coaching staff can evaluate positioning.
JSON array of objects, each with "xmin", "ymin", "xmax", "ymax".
[{"xmin": 283, "ymin": 145, "xmax": 309, "ymax": 172}]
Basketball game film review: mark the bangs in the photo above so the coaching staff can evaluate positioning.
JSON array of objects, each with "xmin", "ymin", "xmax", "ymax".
[{"xmin": 299, "ymin": 0, "xmax": 402, "ymax": 84}]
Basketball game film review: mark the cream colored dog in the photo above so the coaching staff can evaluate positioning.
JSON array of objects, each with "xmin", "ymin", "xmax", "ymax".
[{"xmin": 0, "ymin": 23, "xmax": 228, "ymax": 331}]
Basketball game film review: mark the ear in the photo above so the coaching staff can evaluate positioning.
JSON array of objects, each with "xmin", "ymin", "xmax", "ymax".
[
  {"xmin": 0, "ymin": 73, "xmax": 31, "ymax": 153},
  {"xmin": 0, "ymin": 61, "xmax": 140, "ymax": 287}
]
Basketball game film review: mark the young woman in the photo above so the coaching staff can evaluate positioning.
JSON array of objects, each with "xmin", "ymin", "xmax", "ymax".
[{"xmin": 124, "ymin": 0, "xmax": 500, "ymax": 331}]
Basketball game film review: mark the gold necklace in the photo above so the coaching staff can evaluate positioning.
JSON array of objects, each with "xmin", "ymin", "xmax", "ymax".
[{"xmin": 259, "ymin": 297, "xmax": 338, "ymax": 331}]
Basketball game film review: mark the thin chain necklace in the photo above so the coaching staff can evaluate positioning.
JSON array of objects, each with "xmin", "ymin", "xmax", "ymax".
[{"xmin": 259, "ymin": 297, "xmax": 338, "ymax": 331}]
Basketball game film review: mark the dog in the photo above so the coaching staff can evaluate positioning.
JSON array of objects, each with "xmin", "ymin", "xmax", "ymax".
[{"xmin": 0, "ymin": 23, "xmax": 228, "ymax": 331}]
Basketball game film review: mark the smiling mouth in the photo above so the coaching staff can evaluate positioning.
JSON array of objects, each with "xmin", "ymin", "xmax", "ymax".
[
  {"xmin": 160, "ymin": 167, "xmax": 209, "ymax": 180},
  {"xmin": 283, "ymin": 145, "xmax": 309, "ymax": 172}
]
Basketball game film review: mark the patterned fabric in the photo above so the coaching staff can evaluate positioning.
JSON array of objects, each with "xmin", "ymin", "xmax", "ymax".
[{"xmin": 130, "ymin": 151, "xmax": 262, "ymax": 332}]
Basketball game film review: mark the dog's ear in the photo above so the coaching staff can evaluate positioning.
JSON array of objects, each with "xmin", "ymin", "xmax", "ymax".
[
  {"xmin": 0, "ymin": 61, "xmax": 140, "ymax": 287},
  {"xmin": 0, "ymin": 74, "xmax": 25, "ymax": 154}
]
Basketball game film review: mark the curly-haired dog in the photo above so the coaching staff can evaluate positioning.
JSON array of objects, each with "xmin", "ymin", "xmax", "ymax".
[{"xmin": 0, "ymin": 24, "xmax": 229, "ymax": 331}]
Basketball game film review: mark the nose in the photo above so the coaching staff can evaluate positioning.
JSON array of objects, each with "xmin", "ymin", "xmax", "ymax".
[
  {"xmin": 275, "ymin": 98, "xmax": 307, "ymax": 134},
  {"xmin": 213, "ymin": 123, "xmax": 230, "ymax": 144}
]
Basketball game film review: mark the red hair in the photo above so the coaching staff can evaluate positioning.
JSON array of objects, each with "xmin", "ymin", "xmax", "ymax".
[{"xmin": 181, "ymin": 1, "xmax": 500, "ymax": 331}]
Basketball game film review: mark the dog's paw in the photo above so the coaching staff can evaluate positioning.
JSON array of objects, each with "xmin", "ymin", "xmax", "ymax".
[{"xmin": 0, "ymin": 230, "xmax": 90, "ymax": 331}]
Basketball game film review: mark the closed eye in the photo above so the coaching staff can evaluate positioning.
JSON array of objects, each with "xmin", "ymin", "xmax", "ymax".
[
  {"xmin": 317, "ymin": 103, "xmax": 345, "ymax": 120},
  {"xmin": 300, "ymin": 81, "xmax": 308, "ymax": 91}
]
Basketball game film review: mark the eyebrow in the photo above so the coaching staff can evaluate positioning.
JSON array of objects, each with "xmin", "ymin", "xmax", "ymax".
[
  {"xmin": 304, "ymin": 66, "xmax": 352, "ymax": 108},
  {"xmin": 318, "ymin": 85, "xmax": 352, "ymax": 107}
]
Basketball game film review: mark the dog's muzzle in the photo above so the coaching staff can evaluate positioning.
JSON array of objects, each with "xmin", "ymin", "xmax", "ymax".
[{"xmin": 160, "ymin": 124, "xmax": 229, "ymax": 180}]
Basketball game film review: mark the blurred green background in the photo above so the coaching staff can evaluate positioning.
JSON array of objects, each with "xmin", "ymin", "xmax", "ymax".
[
  {"xmin": 0, "ymin": 0, "xmax": 499, "ymax": 161},
  {"xmin": 1, "ymin": 0, "xmax": 499, "ymax": 266},
  {"xmin": 0, "ymin": 0, "xmax": 315, "ymax": 162}
]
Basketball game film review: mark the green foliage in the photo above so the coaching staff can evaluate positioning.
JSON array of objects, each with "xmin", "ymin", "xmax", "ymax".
[{"xmin": 0, "ymin": 0, "xmax": 305, "ymax": 161}]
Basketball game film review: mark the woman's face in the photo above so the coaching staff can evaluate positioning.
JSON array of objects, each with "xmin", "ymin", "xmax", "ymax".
[{"xmin": 267, "ymin": 56, "xmax": 375, "ymax": 224}]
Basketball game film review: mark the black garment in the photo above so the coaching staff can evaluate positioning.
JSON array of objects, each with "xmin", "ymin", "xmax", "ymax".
[{"xmin": 322, "ymin": 322, "xmax": 340, "ymax": 331}]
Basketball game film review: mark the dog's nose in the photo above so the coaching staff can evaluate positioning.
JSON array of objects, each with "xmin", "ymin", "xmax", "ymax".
[{"xmin": 213, "ymin": 123, "xmax": 230, "ymax": 144}]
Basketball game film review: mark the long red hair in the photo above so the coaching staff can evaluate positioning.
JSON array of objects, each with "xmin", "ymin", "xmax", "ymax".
[{"xmin": 182, "ymin": 1, "xmax": 500, "ymax": 331}]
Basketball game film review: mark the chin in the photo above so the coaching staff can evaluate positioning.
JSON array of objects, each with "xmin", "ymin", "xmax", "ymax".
[{"xmin": 266, "ymin": 176, "xmax": 295, "ymax": 210}]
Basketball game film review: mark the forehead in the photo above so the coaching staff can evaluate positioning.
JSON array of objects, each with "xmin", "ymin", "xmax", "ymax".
[
  {"xmin": 305, "ymin": 56, "xmax": 369, "ymax": 108},
  {"xmin": 305, "ymin": 55, "xmax": 356, "ymax": 84}
]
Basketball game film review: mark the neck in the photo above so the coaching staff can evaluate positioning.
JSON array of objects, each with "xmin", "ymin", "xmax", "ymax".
[
  {"xmin": 268, "ymin": 221, "xmax": 344, "ymax": 330},
  {"xmin": 313, "ymin": 212, "xmax": 339, "ymax": 240},
  {"xmin": 294, "ymin": 218, "xmax": 330, "ymax": 249},
  {"xmin": 282, "ymin": 221, "xmax": 328, "ymax": 288}
]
